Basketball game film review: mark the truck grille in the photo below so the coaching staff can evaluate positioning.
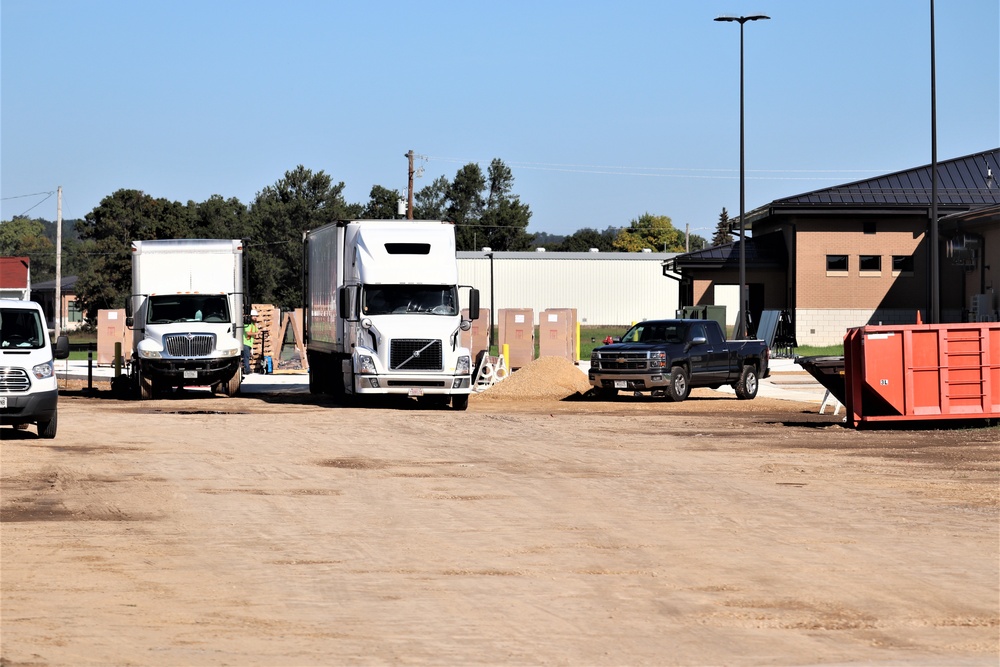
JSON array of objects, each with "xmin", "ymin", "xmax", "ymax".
[
  {"xmin": 0, "ymin": 367, "xmax": 31, "ymax": 392},
  {"xmin": 163, "ymin": 333, "xmax": 215, "ymax": 357},
  {"xmin": 390, "ymin": 339, "xmax": 443, "ymax": 371},
  {"xmin": 594, "ymin": 351, "xmax": 650, "ymax": 370}
]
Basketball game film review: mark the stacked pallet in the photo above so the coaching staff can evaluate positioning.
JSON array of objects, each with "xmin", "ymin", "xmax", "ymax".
[{"xmin": 250, "ymin": 304, "xmax": 280, "ymax": 372}]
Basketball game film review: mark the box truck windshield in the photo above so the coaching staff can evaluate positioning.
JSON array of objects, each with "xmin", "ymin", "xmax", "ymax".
[
  {"xmin": 146, "ymin": 295, "xmax": 231, "ymax": 324},
  {"xmin": 362, "ymin": 285, "xmax": 457, "ymax": 316},
  {"xmin": 0, "ymin": 308, "xmax": 48, "ymax": 349}
]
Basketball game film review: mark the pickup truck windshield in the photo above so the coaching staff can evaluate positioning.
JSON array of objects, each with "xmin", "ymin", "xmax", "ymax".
[
  {"xmin": 362, "ymin": 285, "xmax": 457, "ymax": 316},
  {"xmin": 147, "ymin": 295, "xmax": 231, "ymax": 324},
  {"xmin": 0, "ymin": 308, "xmax": 47, "ymax": 349},
  {"xmin": 620, "ymin": 322, "xmax": 686, "ymax": 344}
]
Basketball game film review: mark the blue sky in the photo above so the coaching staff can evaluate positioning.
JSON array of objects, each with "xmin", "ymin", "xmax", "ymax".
[{"xmin": 2, "ymin": 0, "xmax": 997, "ymax": 238}]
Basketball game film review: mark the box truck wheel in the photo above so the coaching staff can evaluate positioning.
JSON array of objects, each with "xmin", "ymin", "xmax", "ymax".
[
  {"xmin": 222, "ymin": 371, "xmax": 241, "ymax": 397},
  {"xmin": 139, "ymin": 371, "xmax": 155, "ymax": 400},
  {"xmin": 452, "ymin": 394, "xmax": 469, "ymax": 410},
  {"xmin": 37, "ymin": 413, "xmax": 57, "ymax": 439}
]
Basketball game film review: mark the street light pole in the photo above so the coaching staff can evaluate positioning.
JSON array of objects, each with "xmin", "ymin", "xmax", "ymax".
[{"xmin": 715, "ymin": 13, "xmax": 769, "ymax": 339}]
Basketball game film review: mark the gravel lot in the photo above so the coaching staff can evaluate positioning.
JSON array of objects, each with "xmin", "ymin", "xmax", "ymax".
[{"xmin": 2, "ymin": 361, "xmax": 997, "ymax": 666}]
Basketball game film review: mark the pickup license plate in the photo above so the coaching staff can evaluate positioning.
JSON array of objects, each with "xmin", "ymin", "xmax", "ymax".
[
  {"xmin": 0, "ymin": 397, "xmax": 6, "ymax": 408},
  {"xmin": 408, "ymin": 388, "xmax": 424, "ymax": 397},
  {"xmin": 614, "ymin": 381, "xmax": 627, "ymax": 389},
  {"xmin": 183, "ymin": 370, "xmax": 198, "ymax": 379}
]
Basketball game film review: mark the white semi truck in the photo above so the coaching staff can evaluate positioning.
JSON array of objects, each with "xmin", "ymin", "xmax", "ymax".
[
  {"xmin": 126, "ymin": 239, "xmax": 244, "ymax": 399},
  {"xmin": 304, "ymin": 220, "xmax": 480, "ymax": 410}
]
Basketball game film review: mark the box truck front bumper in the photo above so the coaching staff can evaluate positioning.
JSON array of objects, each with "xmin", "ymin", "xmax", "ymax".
[
  {"xmin": 353, "ymin": 373, "xmax": 473, "ymax": 396},
  {"xmin": 0, "ymin": 388, "xmax": 58, "ymax": 426},
  {"xmin": 142, "ymin": 358, "xmax": 240, "ymax": 387}
]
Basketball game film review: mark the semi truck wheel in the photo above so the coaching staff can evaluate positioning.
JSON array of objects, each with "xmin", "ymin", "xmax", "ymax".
[
  {"xmin": 666, "ymin": 366, "xmax": 690, "ymax": 402},
  {"xmin": 452, "ymin": 394, "xmax": 469, "ymax": 410},
  {"xmin": 37, "ymin": 413, "xmax": 57, "ymax": 439},
  {"xmin": 734, "ymin": 364, "xmax": 759, "ymax": 400}
]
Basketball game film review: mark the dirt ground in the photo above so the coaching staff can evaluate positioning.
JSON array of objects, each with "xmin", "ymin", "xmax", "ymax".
[{"xmin": 2, "ymin": 366, "xmax": 998, "ymax": 666}]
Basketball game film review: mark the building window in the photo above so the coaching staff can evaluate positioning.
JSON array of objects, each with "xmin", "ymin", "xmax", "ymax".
[
  {"xmin": 826, "ymin": 254, "xmax": 849, "ymax": 275},
  {"xmin": 67, "ymin": 298, "xmax": 83, "ymax": 323},
  {"xmin": 892, "ymin": 255, "xmax": 914, "ymax": 276},
  {"xmin": 859, "ymin": 255, "xmax": 882, "ymax": 275}
]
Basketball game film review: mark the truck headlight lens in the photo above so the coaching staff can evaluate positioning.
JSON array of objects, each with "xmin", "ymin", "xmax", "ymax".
[
  {"xmin": 358, "ymin": 355, "xmax": 376, "ymax": 374},
  {"xmin": 649, "ymin": 351, "xmax": 667, "ymax": 369},
  {"xmin": 456, "ymin": 355, "xmax": 471, "ymax": 375},
  {"xmin": 32, "ymin": 360, "xmax": 54, "ymax": 380},
  {"xmin": 590, "ymin": 353, "xmax": 601, "ymax": 370},
  {"xmin": 138, "ymin": 349, "xmax": 162, "ymax": 359}
]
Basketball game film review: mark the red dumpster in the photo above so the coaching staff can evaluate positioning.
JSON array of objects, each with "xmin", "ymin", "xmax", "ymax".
[{"xmin": 843, "ymin": 322, "xmax": 1000, "ymax": 428}]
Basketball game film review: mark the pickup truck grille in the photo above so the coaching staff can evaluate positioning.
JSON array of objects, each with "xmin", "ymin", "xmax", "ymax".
[
  {"xmin": 390, "ymin": 339, "xmax": 443, "ymax": 371},
  {"xmin": 163, "ymin": 333, "xmax": 215, "ymax": 357},
  {"xmin": 594, "ymin": 351, "xmax": 650, "ymax": 370},
  {"xmin": 0, "ymin": 367, "xmax": 31, "ymax": 392}
]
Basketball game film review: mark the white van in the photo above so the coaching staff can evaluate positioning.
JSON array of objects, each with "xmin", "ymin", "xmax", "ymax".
[{"xmin": 0, "ymin": 299, "xmax": 70, "ymax": 439}]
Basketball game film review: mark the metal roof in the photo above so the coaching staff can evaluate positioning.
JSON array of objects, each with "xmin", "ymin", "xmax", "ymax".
[
  {"xmin": 747, "ymin": 148, "xmax": 1000, "ymax": 223},
  {"xmin": 662, "ymin": 236, "xmax": 786, "ymax": 273}
]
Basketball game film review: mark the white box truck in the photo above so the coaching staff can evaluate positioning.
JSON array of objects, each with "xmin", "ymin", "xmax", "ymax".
[
  {"xmin": 126, "ymin": 239, "xmax": 244, "ymax": 399},
  {"xmin": 304, "ymin": 220, "xmax": 480, "ymax": 410},
  {"xmin": 1, "ymin": 299, "xmax": 70, "ymax": 438}
]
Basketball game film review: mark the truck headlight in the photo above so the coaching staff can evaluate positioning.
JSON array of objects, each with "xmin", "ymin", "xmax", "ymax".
[
  {"xmin": 32, "ymin": 360, "xmax": 54, "ymax": 380},
  {"xmin": 357, "ymin": 355, "xmax": 376, "ymax": 374},
  {"xmin": 590, "ymin": 352, "xmax": 601, "ymax": 370},
  {"xmin": 649, "ymin": 351, "xmax": 667, "ymax": 369},
  {"xmin": 138, "ymin": 349, "xmax": 162, "ymax": 359},
  {"xmin": 456, "ymin": 355, "xmax": 471, "ymax": 375}
]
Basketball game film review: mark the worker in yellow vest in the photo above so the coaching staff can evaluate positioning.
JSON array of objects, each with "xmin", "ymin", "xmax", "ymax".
[{"xmin": 243, "ymin": 309, "xmax": 260, "ymax": 375}]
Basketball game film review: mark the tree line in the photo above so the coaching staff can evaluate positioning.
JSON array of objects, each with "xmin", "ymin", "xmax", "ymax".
[{"xmin": 2, "ymin": 159, "xmax": 726, "ymax": 321}]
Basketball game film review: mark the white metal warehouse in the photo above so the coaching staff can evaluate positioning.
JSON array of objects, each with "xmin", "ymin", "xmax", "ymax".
[{"xmin": 456, "ymin": 250, "xmax": 680, "ymax": 327}]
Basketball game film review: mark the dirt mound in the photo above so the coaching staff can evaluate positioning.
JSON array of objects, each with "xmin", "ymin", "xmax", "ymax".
[{"xmin": 472, "ymin": 356, "xmax": 591, "ymax": 401}]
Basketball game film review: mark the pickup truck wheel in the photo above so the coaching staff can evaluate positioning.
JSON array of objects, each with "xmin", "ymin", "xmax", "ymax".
[
  {"xmin": 37, "ymin": 413, "xmax": 57, "ymax": 439},
  {"xmin": 667, "ymin": 366, "xmax": 690, "ymax": 402},
  {"xmin": 734, "ymin": 364, "xmax": 759, "ymax": 400}
]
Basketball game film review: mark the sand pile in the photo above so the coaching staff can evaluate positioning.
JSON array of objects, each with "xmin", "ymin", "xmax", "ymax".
[{"xmin": 472, "ymin": 356, "xmax": 592, "ymax": 401}]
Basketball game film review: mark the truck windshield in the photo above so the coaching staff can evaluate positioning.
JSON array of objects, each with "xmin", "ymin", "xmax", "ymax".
[
  {"xmin": 362, "ymin": 285, "xmax": 458, "ymax": 316},
  {"xmin": 621, "ymin": 322, "xmax": 685, "ymax": 344},
  {"xmin": 0, "ymin": 308, "xmax": 47, "ymax": 349},
  {"xmin": 147, "ymin": 295, "xmax": 231, "ymax": 324}
]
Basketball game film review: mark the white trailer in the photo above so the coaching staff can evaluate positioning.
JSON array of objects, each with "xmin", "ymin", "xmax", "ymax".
[
  {"xmin": 304, "ymin": 220, "xmax": 480, "ymax": 410},
  {"xmin": 126, "ymin": 239, "xmax": 244, "ymax": 399}
]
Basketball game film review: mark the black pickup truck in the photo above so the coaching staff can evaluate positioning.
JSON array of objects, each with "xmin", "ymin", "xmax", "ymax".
[{"xmin": 588, "ymin": 319, "xmax": 770, "ymax": 401}]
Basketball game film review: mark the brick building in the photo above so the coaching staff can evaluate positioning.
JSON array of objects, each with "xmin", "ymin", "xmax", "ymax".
[{"xmin": 665, "ymin": 148, "xmax": 1000, "ymax": 346}]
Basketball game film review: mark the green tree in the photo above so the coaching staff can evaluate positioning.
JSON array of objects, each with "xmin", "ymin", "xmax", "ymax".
[
  {"xmin": 558, "ymin": 227, "xmax": 618, "ymax": 252},
  {"xmin": 413, "ymin": 175, "xmax": 450, "ymax": 220},
  {"xmin": 0, "ymin": 217, "xmax": 56, "ymax": 281},
  {"xmin": 248, "ymin": 165, "xmax": 350, "ymax": 308},
  {"xmin": 189, "ymin": 195, "xmax": 251, "ymax": 240},
  {"xmin": 613, "ymin": 213, "xmax": 684, "ymax": 252},
  {"xmin": 362, "ymin": 185, "xmax": 403, "ymax": 219},
  {"xmin": 479, "ymin": 159, "xmax": 534, "ymax": 251},
  {"xmin": 74, "ymin": 190, "xmax": 193, "ymax": 320},
  {"xmin": 446, "ymin": 164, "xmax": 486, "ymax": 250},
  {"xmin": 711, "ymin": 207, "xmax": 731, "ymax": 247}
]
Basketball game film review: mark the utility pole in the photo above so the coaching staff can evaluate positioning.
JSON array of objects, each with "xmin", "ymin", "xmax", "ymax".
[
  {"xmin": 405, "ymin": 150, "xmax": 415, "ymax": 220},
  {"xmin": 54, "ymin": 186, "xmax": 62, "ymax": 338}
]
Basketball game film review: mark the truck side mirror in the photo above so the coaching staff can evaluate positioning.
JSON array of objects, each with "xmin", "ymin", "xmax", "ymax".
[
  {"xmin": 54, "ymin": 335, "xmax": 70, "ymax": 360},
  {"xmin": 467, "ymin": 289, "xmax": 480, "ymax": 320},
  {"xmin": 125, "ymin": 316, "xmax": 134, "ymax": 328}
]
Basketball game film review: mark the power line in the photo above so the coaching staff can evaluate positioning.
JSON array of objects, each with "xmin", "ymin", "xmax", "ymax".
[{"xmin": 1, "ymin": 191, "xmax": 56, "ymax": 218}]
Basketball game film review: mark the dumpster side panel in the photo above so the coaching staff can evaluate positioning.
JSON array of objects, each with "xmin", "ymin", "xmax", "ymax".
[
  {"xmin": 909, "ymin": 329, "xmax": 942, "ymax": 416},
  {"xmin": 864, "ymin": 331, "xmax": 906, "ymax": 416}
]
